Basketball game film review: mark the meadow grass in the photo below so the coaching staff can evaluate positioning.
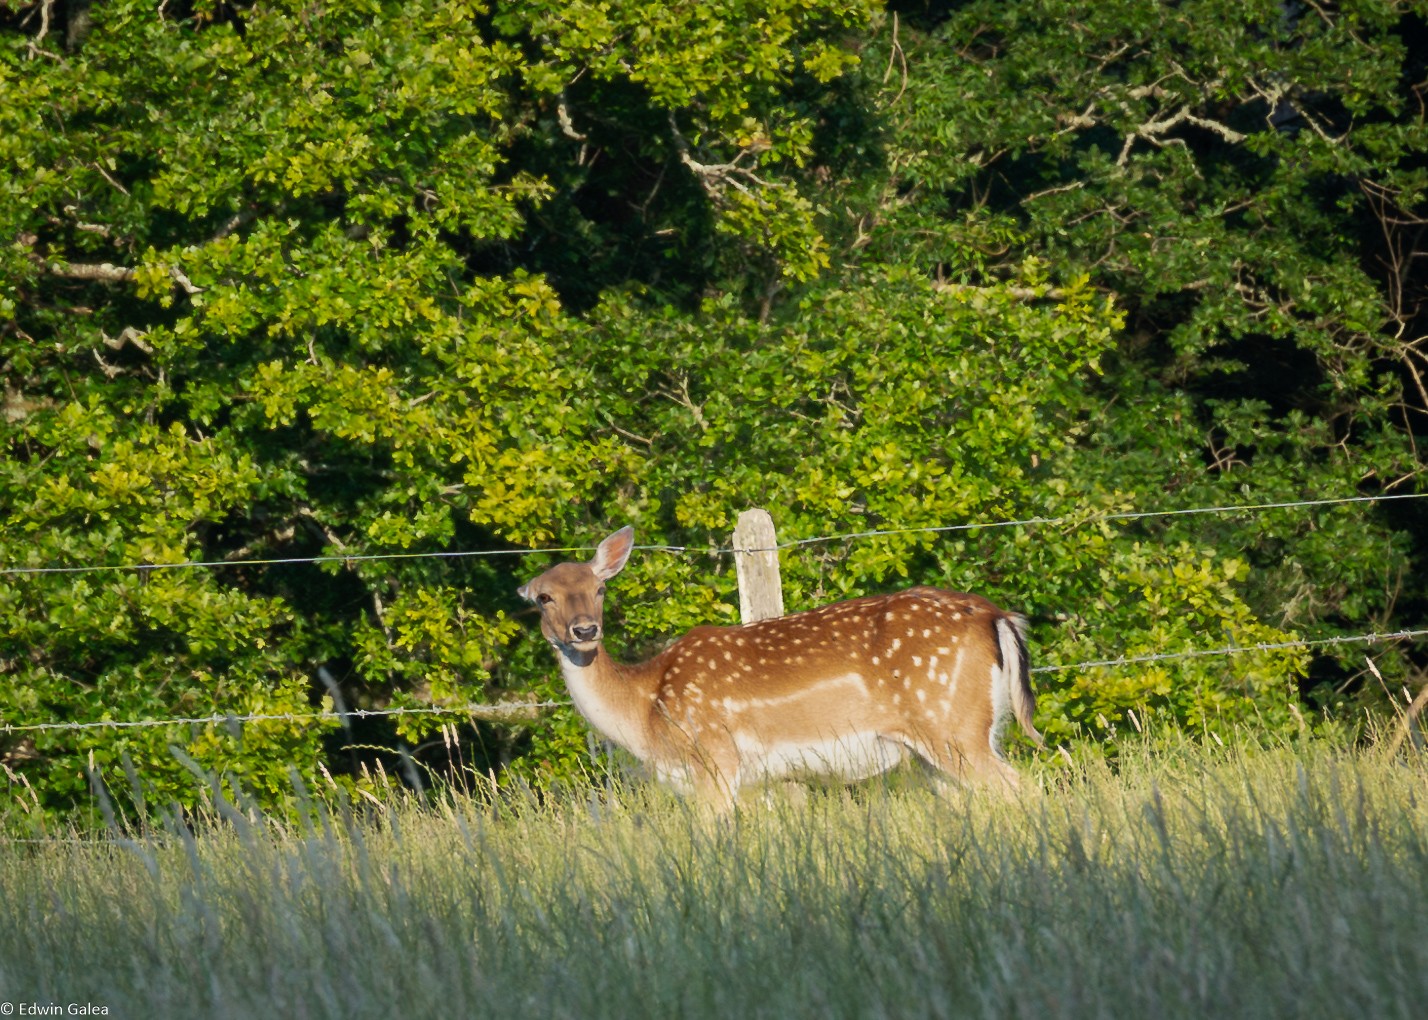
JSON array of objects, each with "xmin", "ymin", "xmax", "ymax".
[{"xmin": 1, "ymin": 737, "xmax": 1425, "ymax": 1019}]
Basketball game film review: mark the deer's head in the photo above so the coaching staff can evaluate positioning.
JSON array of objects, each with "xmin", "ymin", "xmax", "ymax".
[{"xmin": 518, "ymin": 526, "xmax": 635, "ymax": 658}]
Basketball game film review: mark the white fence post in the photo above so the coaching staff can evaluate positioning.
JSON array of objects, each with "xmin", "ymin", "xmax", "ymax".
[{"xmin": 733, "ymin": 508, "xmax": 783, "ymax": 623}]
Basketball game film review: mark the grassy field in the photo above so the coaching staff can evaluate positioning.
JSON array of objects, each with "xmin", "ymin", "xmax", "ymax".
[{"xmin": 1, "ymin": 738, "xmax": 1425, "ymax": 1019}]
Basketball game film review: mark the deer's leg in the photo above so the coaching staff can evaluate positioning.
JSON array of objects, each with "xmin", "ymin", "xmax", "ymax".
[
  {"xmin": 674, "ymin": 733, "xmax": 741, "ymax": 815},
  {"xmin": 692, "ymin": 772, "xmax": 739, "ymax": 815},
  {"xmin": 899, "ymin": 732, "xmax": 1021, "ymax": 796}
]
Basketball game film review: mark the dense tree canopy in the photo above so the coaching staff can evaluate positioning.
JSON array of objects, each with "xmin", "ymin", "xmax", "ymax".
[{"xmin": 2, "ymin": 0, "xmax": 1424, "ymax": 822}]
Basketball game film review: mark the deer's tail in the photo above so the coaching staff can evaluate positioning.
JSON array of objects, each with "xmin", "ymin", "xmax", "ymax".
[{"xmin": 994, "ymin": 613, "xmax": 1043, "ymax": 751}]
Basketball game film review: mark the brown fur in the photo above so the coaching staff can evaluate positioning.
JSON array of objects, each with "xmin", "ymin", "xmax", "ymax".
[{"xmin": 519, "ymin": 527, "xmax": 1040, "ymax": 811}]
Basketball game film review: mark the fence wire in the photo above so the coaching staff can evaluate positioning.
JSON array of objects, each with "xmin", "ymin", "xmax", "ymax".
[
  {"xmin": 2, "ymin": 491, "xmax": 1425, "ymax": 736},
  {"xmin": 1, "ymin": 701, "xmax": 570, "ymax": 735},
  {"xmin": 1028, "ymin": 627, "xmax": 1428, "ymax": 674},
  {"xmin": 2, "ymin": 491, "xmax": 1425, "ymax": 577},
  {"xmin": 5, "ymin": 627, "xmax": 1424, "ymax": 737}
]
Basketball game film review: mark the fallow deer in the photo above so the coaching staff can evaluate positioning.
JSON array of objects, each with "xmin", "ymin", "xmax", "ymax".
[{"xmin": 518, "ymin": 526, "xmax": 1041, "ymax": 811}]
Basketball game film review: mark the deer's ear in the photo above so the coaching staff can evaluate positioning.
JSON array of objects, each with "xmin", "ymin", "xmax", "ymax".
[
  {"xmin": 590, "ymin": 526, "xmax": 634, "ymax": 580},
  {"xmin": 516, "ymin": 582, "xmax": 534, "ymax": 602}
]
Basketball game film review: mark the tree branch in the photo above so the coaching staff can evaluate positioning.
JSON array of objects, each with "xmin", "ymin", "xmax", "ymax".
[
  {"xmin": 556, "ymin": 92, "xmax": 587, "ymax": 142},
  {"xmin": 1116, "ymin": 104, "xmax": 1246, "ymax": 166},
  {"xmin": 42, "ymin": 260, "xmax": 136, "ymax": 284},
  {"xmin": 35, "ymin": 256, "xmax": 203, "ymax": 295},
  {"xmin": 667, "ymin": 113, "xmax": 771, "ymax": 198}
]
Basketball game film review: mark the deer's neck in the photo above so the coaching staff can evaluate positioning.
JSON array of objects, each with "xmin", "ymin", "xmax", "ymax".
[{"xmin": 556, "ymin": 644, "xmax": 660, "ymax": 759}]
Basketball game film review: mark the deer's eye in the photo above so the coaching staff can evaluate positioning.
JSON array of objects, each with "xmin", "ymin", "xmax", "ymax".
[
  {"xmin": 596, "ymin": 585, "xmax": 606, "ymax": 597},
  {"xmin": 537, "ymin": 592, "xmax": 555, "ymax": 606}
]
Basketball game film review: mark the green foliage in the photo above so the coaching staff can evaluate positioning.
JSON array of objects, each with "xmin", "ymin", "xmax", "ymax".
[
  {"xmin": 1, "ymin": 0, "xmax": 1424, "ymax": 821},
  {"xmin": 0, "ymin": 0, "xmax": 883, "ymax": 819},
  {"xmin": 865, "ymin": 0, "xmax": 1427, "ymax": 740}
]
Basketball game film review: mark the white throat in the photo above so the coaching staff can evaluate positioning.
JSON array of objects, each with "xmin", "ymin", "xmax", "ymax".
[{"xmin": 556, "ymin": 647, "xmax": 652, "ymax": 759}]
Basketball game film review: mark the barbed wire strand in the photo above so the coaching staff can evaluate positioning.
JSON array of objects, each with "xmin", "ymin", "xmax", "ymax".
[
  {"xmin": 2, "ymin": 492, "xmax": 1424, "ymax": 577},
  {"xmin": 1028, "ymin": 627, "xmax": 1428, "ymax": 675},
  {"xmin": 4, "ymin": 627, "xmax": 1424, "ymax": 737},
  {"xmin": 772, "ymin": 492, "xmax": 1428, "ymax": 551},
  {"xmin": 1, "ymin": 701, "xmax": 570, "ymax": 735}
]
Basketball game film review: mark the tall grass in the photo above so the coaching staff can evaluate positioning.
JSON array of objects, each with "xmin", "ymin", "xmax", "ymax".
[{"xmin": 2, "ymin": 738, "xmax": 1425, "ymax": 1019}]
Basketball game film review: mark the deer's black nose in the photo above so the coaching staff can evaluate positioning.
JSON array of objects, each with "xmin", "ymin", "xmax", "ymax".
[{"xmin": 571, "ymin": 623, "xmax": 600, "ymax": 643}]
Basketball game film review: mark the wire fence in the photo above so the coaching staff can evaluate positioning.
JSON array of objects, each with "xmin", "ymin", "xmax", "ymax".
[
  {"xmin": 2, "ymin": 490, "xmax": 1425, "ymax": 737},
  {"xmin": 4, "ymin": 628, "xmax": 1425, "ymax": 738},
  {"xmin": 0, "ymin": 702, "xmax": 571, "ymax": 736},
  {"xmin": 1028, "ymin": 627, "xmax": 1428, "ymax": 675},
  {"xmin": 3, "ymin": 491, "xmax": 1425, "ymax": 577}
]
